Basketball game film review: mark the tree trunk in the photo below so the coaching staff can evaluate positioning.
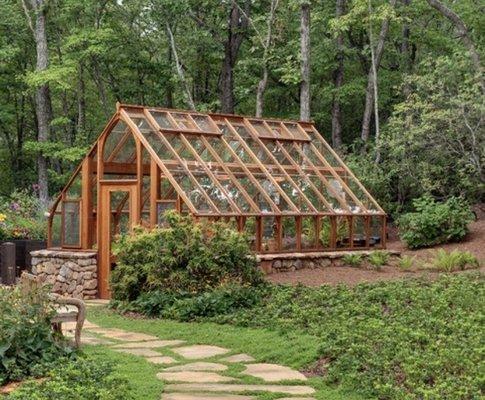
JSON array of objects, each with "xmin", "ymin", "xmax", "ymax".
[
  {"xmin": 331, "ymin": 0, "xmax": 345, "ymax": 149},
  {"xmin": 77, "ymin": 62, "xmax": 86, "ymax": 137},
  {"xmin": 166, "ymin": 23, "xmax": 195, "ymax": 110},
  {"xmin": 24, "ymin": 0, "xmax": 52, "ymax": 207},
  {"xmin": 361, "ymin": 0, "xmax": 397, "ymax": 143},
  {"xmin": 255, "ymin": 0, "xmax": 279, "ymax": 117},
  {"xmin": 300, "ymin": 2, "xmax": 311, "ymax": 122},
  {"xmin": 219, "ymin": 0, "xmax": 250, "ymax": 114},
  {"xmin": 401, "ymin": 0, "xmax": 412, "ymax": 98},
  {"xmin": 426, "ymin": 0, "xmax": 484, "ymax": 94}
]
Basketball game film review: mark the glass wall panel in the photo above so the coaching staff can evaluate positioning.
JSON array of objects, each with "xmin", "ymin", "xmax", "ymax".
[
  {"xmin": 282, "ymin": 217, "xmax": 297, "ymax": 251},
  {"xmin": 66, "ymin": 171, "xmax": 82, "ymax": 199},
  {"xmin": 261, "ymin": 216, "xmax": 277, "ymax": 252},
  {"xmin": 243, "ymin": 217, "xmax": 257, "ymax": 250},
  {"xmin": 370, "ymin": 216, "xmax": 384, "ymax": 248},
  {"xmin": 51, "ymin": 202, "xmax": 62, "ymax": 247},
  {"xmin": 302, "ymin": 216, "xmax": 318, "ymax": 250},
  {"xmin": 336, "ymin": 216, "xmax": 351, "ymax": 248},
  {"xmin": 319, "ymin": 216, "xmax": 332, "ymax": 249},
  {"xmin": 353, "ymin": 216, "xmax": 367, "ymax": 248},
  {"xmin": 157, "ymin": 201, "xmax": 176, "ymax": 226},
  {"xmin": 63, "ymin": 201, "xmax": 80, "ymax": 247}
]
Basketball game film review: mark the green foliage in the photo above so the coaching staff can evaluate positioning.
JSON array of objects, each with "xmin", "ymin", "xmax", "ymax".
[
  {"xmin": 342, "ymin": 253, "xmax": 363, "ymax": 267},
  {"xmin": 398, "ymin": 195, "xmax": 474, "ymax": 249},
  {"xmin": 367, "ymin": 250, "xmax": 390, "ymax": 270},
  {"xmin": 113, "ymin": 284, "xmax": 265, "ymax": 321},
  {"xmin": 7, "ymin": 357, "xmax": 132, "ymax": 400},
  {"xmin": 110, "ymin": 211, "xmax": 263, "ymax": 302},
  {"xmin": 428, "ymin": 249, "xmax": 480, "ymax": 272},
  {"xmin": 398, "ymin": 255, "xmax": 415, "ymax": 270},
  {"xmin": 0, "ymin": 190, "xmax": 47, "ymax": 240},
  {"xmin": 211, "ymin": 274, "xmax": 484, "ymax": 399},
  {"xmin": 0, "ymin": 285, "xmax": 72, "ymax": 385}
]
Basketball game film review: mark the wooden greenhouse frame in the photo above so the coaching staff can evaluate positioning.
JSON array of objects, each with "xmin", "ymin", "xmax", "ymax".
[{"xmin": 48, "ymin": 103, "xmax": 387, "ymax": 298}]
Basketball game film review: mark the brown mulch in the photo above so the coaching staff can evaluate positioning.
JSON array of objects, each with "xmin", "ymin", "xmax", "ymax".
[{"xmin": 267, "ymin": 217, "xmax": 485, "ymax": 287}]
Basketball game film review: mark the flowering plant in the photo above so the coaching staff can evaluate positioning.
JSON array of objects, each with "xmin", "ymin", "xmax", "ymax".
[{"xmin": 0, "ymin": 190, "xmax": 47, "ymax": 240}]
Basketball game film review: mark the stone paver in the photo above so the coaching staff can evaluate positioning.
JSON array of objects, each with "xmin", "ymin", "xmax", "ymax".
[
  {"xmin": 157, "ymin": 371, "xmax": 236, "ymax": 383},
  {"xmin": 115, "ymin": 348, "xmax": 162, "ymax": 357},
  {"xmin": 112, "ymin": 340, "xmax": 185, "ymax": 349},
  {"xmin": 146, "ymin": 356, "xmax": 177, "ymax": 365},
  {"xmin": 104, "ymin": 331, "xmax": 160, "ymax": 342},
  {"xmin": 162, "ymin": 394, "xmax": 254, "ymax": 400},
  {"xmin": 221, "ymin": 354, "xmax": 255, "ymax": 363},
  {"xmin": 164, "ymin": 362, "xmax": 228, "ymax": 372},
  {"xmin": 165, "ymin": 383, "xmax": 315, "ymax": 395},
  {"xmin": 79, "ymin": 320, "xmax": 316, "ymax": 398},
  {"xmin": 172, "ymin": 345, "xmax": 230, "ymax": 359},
  {"xmin": 279, "ymin": 398, "xmax": 316, "ymax": 400},
  {"xmin": 242, "ymin": 363, "xmax": 307, "ymax": 382}
]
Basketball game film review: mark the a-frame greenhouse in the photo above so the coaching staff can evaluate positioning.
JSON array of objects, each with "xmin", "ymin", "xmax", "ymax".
[{"xmin": 48, "ymin": 103, "xmax": 386, "ymax": 298}]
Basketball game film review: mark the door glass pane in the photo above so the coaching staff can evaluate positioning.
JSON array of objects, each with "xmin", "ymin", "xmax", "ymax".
[{"xmin": 110, "ymin": 191, "xmax": 130, "ymax": 245}]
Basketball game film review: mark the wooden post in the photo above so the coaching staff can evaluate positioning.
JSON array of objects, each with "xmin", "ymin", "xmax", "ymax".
[
  {"xmin": 150, "ymin": 159, "xmax": 160, "ymax": 227},
  {"xmin": 1, "ymin": 242, "xmax": 16, "ymax": 285},
  {"xmin": 81, "ymin": 157, "xmax": 92, "ymax": 248}
]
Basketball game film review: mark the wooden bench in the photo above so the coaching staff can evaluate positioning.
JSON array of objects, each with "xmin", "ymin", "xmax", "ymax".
[{"xmin": 19, "ymin": 272, "xmax": 86, "ymax": 348}]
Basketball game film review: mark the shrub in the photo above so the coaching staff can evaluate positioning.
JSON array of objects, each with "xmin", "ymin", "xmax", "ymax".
[
  {"xmin": 0, "ymin": 189, "xmax": 46, "ymax": 240},
  {"xmin": 7, "ymin": 357, "xmax": 131, "ymax": 400},
  {"xmin": 116, "ymin": 284, "xmax": 266, "ymax": 321},
  {"xmin": 0, "ymin": 285, "xmax": 72, "ymax": 385},
  {"xmin": 429, "ymin": 249, "xmax": 480, "ymax": 272},
  {"xmin": 211, "ymin": 274, "xmax": 484, "ymax": 399},
  {"xmin": 398, "ymin": 255, "xmax": 415, "ymax": 270},
  {"xmin": 110, "ymin": 211, "xmax": 263, "ymax": 301},
  {"xmin": 342, "ymin": 254, "xmax": 363, "ymax": 267},
  {"xmin": 367, "ymin": 251, "xmax": 389, "ymax": 270},
  {"xmin": 398, "ymin": 195, "xmax": 474, "ymax": 249}
]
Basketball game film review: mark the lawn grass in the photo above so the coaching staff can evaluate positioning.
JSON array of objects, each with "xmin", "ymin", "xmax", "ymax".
[{"xmin": 86, "ymin": 306, "xmax": 369, "ymax": 400}]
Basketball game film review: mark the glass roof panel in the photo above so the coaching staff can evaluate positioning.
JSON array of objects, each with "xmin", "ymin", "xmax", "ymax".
[
  {"xmin": 149, "ymin": 111, "xmax": 174, "ymax": 129},
  {"xmin": 120, "ymin": 106, "xmax": 383, "ymax": 216}
]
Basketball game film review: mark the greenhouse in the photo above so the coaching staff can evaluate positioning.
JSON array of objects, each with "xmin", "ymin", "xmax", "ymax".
[{"xmin": 48, "ymin": 103, "xmax": 386, "ymax": 298}]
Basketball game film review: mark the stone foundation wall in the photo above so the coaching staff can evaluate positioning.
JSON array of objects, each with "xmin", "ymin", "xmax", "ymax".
[
  {"xmin": 257, "ymin": 250, "xmax": 400, "ymax": 274},
  {"xmin": 30, "ymin": 250, "xmax": 98, "ymax": 299}
]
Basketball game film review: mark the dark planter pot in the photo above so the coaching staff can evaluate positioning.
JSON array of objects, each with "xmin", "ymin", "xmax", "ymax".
[{"xmin": 0, "ymin": 239, "xmax": 47, "ymax": 275}]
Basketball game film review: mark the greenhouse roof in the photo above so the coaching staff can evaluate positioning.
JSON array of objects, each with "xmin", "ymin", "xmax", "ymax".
[{"xmin": 100, "ymin": 103, "xmax": 384, "ymax": 217}]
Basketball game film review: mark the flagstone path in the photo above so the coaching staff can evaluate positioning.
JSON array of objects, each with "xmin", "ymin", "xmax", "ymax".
[{"xmin": 63, "ymin": 317, "xmax": 316, "ymax": 400}]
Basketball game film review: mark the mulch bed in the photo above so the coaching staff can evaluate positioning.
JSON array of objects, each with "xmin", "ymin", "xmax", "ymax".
[{"xmin": 266, "ymin": 217, "xmax": 484, "ymax": 287}]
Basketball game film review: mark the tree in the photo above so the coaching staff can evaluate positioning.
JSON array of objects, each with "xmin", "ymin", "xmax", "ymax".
[
  {"xmin": 255, "ymin": 0, "xmax": 280, "ymax": 117},
  {"xmin": 22, "ymin": 0, "xmax": 52, "ymax": 206},
  {"xmin": 360, "ymin": 0, "xmax": 397, "ymax": 144},
  {"xmin": 331, "ymin": 0, "xmax": 346, "ymax": 149},
  {"xmin": 219, "ymin": 0, "xmax": 251, "ymax": 114},
  {"xmin": 166, "ymin": 23, "xmax": 196, "ymax": 110},
  {"xmin": 299, "ymin": 1, "xmax": 311, "ymax": 121},
  {"xmin": 426, "ymin": 0, "xmax": 484, "ymax": 95}
]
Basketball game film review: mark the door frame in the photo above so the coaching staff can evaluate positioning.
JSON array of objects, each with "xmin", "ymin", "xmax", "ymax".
[{"xmin": 98, "ymin": 181, "xmax": 139, "ymax": 299}]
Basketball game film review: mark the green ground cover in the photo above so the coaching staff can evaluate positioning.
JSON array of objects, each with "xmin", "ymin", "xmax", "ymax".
[
  {"xmin": 87, "ymin": 306, "xmax": 367, "ymax": 400},
  {"xmin": 101, "ymin": 272, "xmax": 484, "ymax": 400}
]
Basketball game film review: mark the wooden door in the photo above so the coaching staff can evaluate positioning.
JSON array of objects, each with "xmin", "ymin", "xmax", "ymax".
[{"xmin": 98, "ymin": 183, "xmax": 137, "ymax": 299}]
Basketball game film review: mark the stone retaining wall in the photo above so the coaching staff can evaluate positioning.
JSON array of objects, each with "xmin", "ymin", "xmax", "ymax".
[
  {"xmin": 257, "ymin": 250, "xmax": 400, "ymax": 274},
  {"xmin": 30, "ymin": 250, "xmax": 98, "ymax": 299}
]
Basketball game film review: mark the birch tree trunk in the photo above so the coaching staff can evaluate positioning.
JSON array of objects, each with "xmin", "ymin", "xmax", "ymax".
[
  {"xmin": 360, "ymin": 0, "xmax": 397, "ymax": 143},
  {"xmin": 426, "ymin": 0, "xmax": 484, "ymax": 94},
  {"xmin": 331, "ymin": 0, "xmax": 345, "ymax": 149},
  {"xmin": 23, "ymin": 0, "xmax": 52, "ymax": 206},
  {"xmin": 300, "ymin": 1, "xmax": 311, "ymax": 122},
  {"xmin": 166, "ymin": 23, "xmax": 196, "ymax": 110},
  {"xmin": 255, "ymin": 0, "xmax": 279, "ymax": 117}
]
